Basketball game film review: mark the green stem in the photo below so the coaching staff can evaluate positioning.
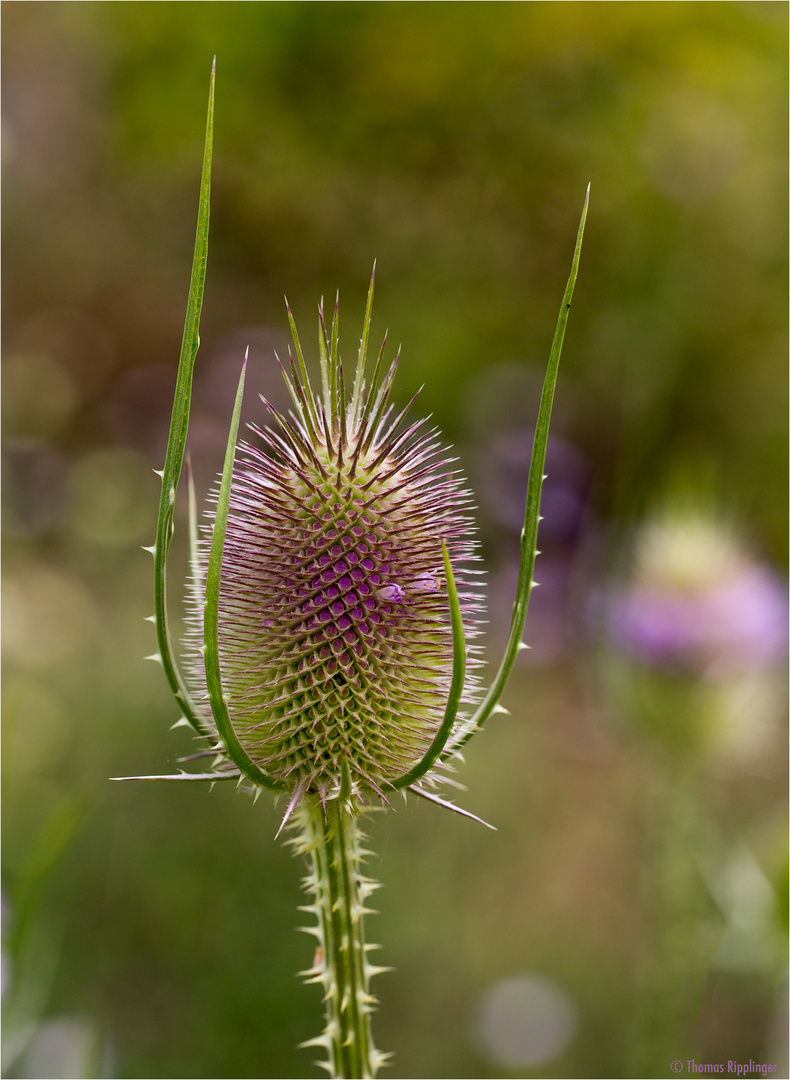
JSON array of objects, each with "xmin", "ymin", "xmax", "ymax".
[{"xmin": 294, "ymin": 799, "xmax": 386, "ymax": 1079}]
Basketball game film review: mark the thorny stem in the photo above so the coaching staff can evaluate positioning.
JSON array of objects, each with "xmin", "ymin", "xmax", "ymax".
[{"xmin": 294, "ymin": 800, "xmax": 387, "ymax": 1079}]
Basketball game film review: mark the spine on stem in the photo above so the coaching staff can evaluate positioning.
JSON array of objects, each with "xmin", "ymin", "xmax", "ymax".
[{"xmin": 292, "ymin": 800, "xmax": 390, "ymax": 1079}]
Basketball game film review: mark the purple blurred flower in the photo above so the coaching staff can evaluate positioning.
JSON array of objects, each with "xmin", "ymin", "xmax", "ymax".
[{"xmin": 609, "ymin": 517, "xmax": 787, "ymax": 678}]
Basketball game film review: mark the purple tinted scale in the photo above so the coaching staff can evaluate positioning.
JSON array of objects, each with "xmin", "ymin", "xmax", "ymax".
[
  {"xmin": 338, "ymin": 616, "xmax": 351, "ymax": 630},
  {"xmin": 339, "ymin": 576, "xmax": 352, "ymax": 590},
  {"xmin": 351, "ymin": 569, "xmax": 364, "ymax": 582},
  {"xmin": 331, "ymin": 601, "xmax": 345, "ymax": 615},
  {"xmin": 361, "ymin": 559, "xmax": 374, "ymax": 570}
]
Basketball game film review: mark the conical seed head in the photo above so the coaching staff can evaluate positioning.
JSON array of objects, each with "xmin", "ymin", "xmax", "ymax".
[{"xmin": 187, "ymin": 294, "xmax": 482, "ymax": 800}]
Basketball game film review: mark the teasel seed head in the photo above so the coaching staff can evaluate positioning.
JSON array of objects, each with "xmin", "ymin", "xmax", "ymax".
[{"xmin": 186, "ymin": 279, "xmax": 483, "ymax": 806}]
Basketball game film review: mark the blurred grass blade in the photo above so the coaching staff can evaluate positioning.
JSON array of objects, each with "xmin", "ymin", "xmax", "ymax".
[
  {"xmin": 456, "ymin": 185, "xmax": 590, "ymax": 750},
  {"xmin": 153, "ymin": 62, "xmax": 215, "ymax": 737},
  {"xmin": 203, "ymin": 356, "xmax": 285, "ymax": 791},
  {"xmin": 391, "ymin": 541, "xmax": 466, "ymax": 789}
]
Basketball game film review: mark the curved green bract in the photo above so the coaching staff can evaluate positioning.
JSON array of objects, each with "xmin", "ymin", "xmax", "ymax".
[
  {"xmin": 204, "ymin": 359, "xmax": 286, "ymax": 792},
  {"xmin": 448, "ymin": 185, "xmax": 590, "ymax": 758},
  {"xmin": 390, "ymin": 541, "xmax": 466, "ymax": 790},
  {"xmin": 153, "ymin": 62, "xmax": 215, "ymax": 738}
]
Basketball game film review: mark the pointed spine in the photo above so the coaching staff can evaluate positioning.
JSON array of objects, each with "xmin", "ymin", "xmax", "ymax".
[
  {"xmin": 357, "ymin": 349, "xmax": 400, "ymax": 458},
  {"xmin": 286, "ymin": 299, "xmax": 321, "ymax": 435},
  {"xmin": 351, "ymin": 264, "xmax": 376, "ymax": 426},
  {"xmin": 331, "ymin": 294, "xmax": 345, "ymax": 446}
]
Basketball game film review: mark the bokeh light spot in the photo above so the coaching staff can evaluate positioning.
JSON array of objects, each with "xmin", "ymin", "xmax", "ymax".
[{"xmin": 475, "ymin": 974, "xmax": 578, "ymax": 1069}]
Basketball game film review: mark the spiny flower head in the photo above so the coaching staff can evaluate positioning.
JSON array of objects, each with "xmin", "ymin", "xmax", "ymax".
[{"xmin": 186, "ymin": 277, "xmax": 483, "ymax": 807}]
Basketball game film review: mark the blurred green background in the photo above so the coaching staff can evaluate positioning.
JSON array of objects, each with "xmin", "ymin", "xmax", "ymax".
[{"xmin": 2, "ymin": 3, "xmax": 787, "ymax": 1078}]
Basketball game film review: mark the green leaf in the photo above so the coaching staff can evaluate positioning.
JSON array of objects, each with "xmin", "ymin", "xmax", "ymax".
[{"xmin": 152, "ymin": 62, "xmax": 215, "ymax": 738}]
